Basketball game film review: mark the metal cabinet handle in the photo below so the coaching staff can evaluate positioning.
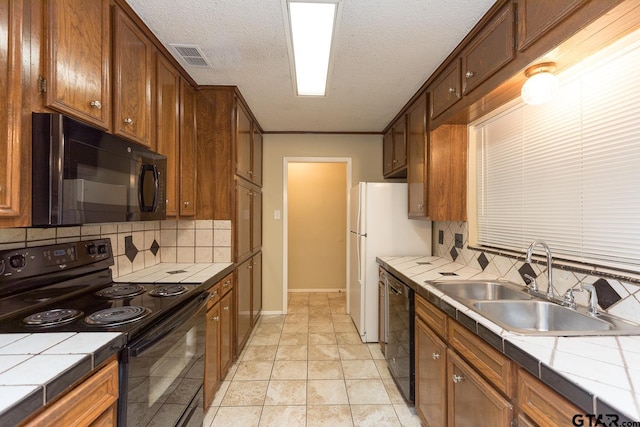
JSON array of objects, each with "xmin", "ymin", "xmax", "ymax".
[
  {"xmin": 212, "ymin": 316, "xmax": 219, "ymax": 321},
  {"xmin": 184, "ymin": 201, "xmax": 190, "ymax": 207},
  {"xmin": 124, "ymin": 117, "xmax": 133, "ymax": 125},
  {"xmin": 223, "ymin": 305, "xmax": 229, "ymax": 311},
  {"xmin": 248, "ymin": 170, "xmax": 253, "ymax": 175},
  {"xmin": 223, "ymin": 280, "xmax": 230, "ymax": 288},
  {"xmin": 210, "ymin": 291, "xmax": 218, "ymax": 298},
  {"xmin": 248, "ymin": 264, "xmax": 253, "ymax": 269},
  {"xmin": 90, "ymin": 100, "xmax": 102, "ymax": 109},
  {"xmin": 465, "ymin": 71, "xmax": 475, "ymax": 78},
  {"xmin": 448, "ymin": 87, "xmax": 456, "ymax": 94},
  {"xmin": 452, "ymin": 374, "xmax": 464, "ymax": 383},
  {"xmin": 432, "ymin": 353, "xmax": 440, "ymax": 360}
]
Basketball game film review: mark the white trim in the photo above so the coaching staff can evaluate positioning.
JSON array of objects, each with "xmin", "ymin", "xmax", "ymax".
[
  {"xmin": 260, "ymin": 310, "xmax": 285, "ymax": 316},
  {"xmin": 282, "ymin": 157, "xmax": 352, "ymax": 315},
  {"xmin": 288, "ymin": 288, "xmax": 347, "ymax": 293}
]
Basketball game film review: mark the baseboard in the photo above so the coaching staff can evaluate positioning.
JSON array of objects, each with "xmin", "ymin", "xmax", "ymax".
[
  {"xmin": 260, "ymin": 310, "xmax": 284, "ymax": 315},
  {"xmin": 288, "ymin": 288, "xmax": 347, "ymax": 293}
]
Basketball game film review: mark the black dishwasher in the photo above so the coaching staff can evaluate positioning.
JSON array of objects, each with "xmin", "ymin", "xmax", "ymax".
[{"xmin": 384, "ymin": 270, "xmax": 415, "ymax": 402}]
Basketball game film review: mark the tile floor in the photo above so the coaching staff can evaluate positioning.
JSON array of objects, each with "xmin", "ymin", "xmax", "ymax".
[{"xmin": 203, "ymin": 292, "xmax": 422, "ymax": 426}]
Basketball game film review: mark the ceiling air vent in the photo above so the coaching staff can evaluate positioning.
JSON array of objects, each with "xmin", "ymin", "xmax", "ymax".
[{"xmin": 169, "ymin": 44, "xmax": 211, "ymax": 67}]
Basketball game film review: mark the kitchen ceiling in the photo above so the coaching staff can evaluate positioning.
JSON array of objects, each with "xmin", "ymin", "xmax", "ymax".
[{"xmin": 125, "ymin": 0, "xmax": 496, "ymax": 132}]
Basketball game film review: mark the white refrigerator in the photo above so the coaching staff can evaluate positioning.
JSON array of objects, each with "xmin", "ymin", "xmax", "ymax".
[{"xmin": 348, "ymin": 182, "xmax": 432, "ymax": 343}]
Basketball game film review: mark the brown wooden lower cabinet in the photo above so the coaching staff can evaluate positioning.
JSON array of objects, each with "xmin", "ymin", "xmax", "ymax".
[
  {"xmin": 447, "ymin": 349, "xmax": 513, "ymax": 427},
  {"xmin": 204, "ymin": 273, "xmax": 234, "ymax": 408},
  {"xmin": 415, "ymin": 316, "xmax": 447, "ymax": 427},
  {"xmin": 518, "ymin": 368, "xmax": 582, "ymax": 426},
  {"xmin": 21, "ymin": 357, "xmax": 118, "ymax": 427}
]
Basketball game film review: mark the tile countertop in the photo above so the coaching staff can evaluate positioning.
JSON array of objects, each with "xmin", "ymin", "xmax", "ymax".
[
  {"xmin": 0, "ymin": 332, "xmax": 126, "ymax": 426},
  {"xmin": 113, "ymin": 262, "xmax": 234, "ymax": 287},
  {"xmin": 378, "ymin": 255, "xmax": 640, "ymax": 422}
]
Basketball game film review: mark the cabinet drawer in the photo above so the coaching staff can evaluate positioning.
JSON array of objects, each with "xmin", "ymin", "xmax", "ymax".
[
  {"xmin": 429, "ymin": 59, "xmax": 461, "ymax": 119},
  {"xmin": 22, "ymin": 358, "xmax": 118, "ymax": 427},
  {"xmin": 518, "ymin": 368, "xmax": 582, "ymax": 426},
  {"xmin": 447, "ymin": 319, "xmax": 514, "ymax": 397},
  {"xmin": 461, "ymin": 3, "xmax": 515, "ymax": 95},
  {"xmin": 208, "ymin": 282, "xmax": 221, "ymax": 308},
  {"xmin": 219, "ymin": 273, "xmax": 234, "ymax": 296},
  {"xmin": 415, "ymin": 294, "xmax": 447, "ymax": 339}
]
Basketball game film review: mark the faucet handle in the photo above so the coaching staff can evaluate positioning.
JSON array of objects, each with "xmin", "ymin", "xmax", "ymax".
[
  {"xmin": 523, "ymin": 273, "xmax": 538, "ymax": 292},
  {"xmin": 562, "ymin": 288, "xmax": 579, "ymax": 309},
  {"xmin": 582, "ymin": 283, "xmax": 599, "ymax": 316}
]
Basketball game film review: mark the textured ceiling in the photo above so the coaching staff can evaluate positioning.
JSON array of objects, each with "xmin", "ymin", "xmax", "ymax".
[{"xmin": 125, "ymin": 0, "xmax": 496, "ymax": 132}]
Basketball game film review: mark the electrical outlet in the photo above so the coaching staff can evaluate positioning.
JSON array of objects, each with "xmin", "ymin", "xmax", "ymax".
[
  {"xmin": 454, "ymin": 233, "xmax": 463, "ymax": 249},
  {"xmin": 438, "ymin": 230, "xmax": 444, "ymax": 244}
]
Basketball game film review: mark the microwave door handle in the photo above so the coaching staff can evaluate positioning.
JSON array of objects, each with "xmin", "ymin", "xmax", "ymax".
[{"xmin": 139, "ymin": 164, "xmax": 159, "ymax": 212}]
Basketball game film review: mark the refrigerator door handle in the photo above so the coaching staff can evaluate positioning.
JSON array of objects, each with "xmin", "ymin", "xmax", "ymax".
[{"xmin": 357, "ymin": 234, "xmax": 365, "ymax": 283}]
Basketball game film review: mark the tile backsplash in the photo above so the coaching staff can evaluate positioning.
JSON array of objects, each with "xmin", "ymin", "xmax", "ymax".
[
  {"xmin": 0, "ymin": 220, "xmax": 232, "ymax": 279},
  {"xmin": 434, "ymin": 221, "xmax": 640, "ymax": 325}
]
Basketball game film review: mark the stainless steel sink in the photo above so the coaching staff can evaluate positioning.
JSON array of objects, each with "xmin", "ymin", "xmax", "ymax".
[
  {"xmin": 432, "ymin": 280, "xmax": 533, "ymax": 301},
  {"xmin": 471, "ymin": 300, "xmax": 640, "ymax": 336}
]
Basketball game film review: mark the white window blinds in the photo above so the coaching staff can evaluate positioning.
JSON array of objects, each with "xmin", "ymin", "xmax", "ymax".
[{"xmin": 473, "ymin": 37, "xmax": 640, "ymax": 269}]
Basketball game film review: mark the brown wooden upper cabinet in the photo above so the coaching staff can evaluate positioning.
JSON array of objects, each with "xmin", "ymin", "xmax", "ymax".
[
  {"xmin": 179, "ymin": 79, "xmax": 197, "ymax": 216},
  {"xmin": 429, "ymin": 59, "xmax": 461, "ymax": 120},
  {"xmin": 429, "ymin": 125, "xmax": 467, "ymax": 222},
  {"xmin": 517, "ymin": 0, "xmax": 585, "ymax": 52},
  {"xmin": 236, "ymin": 102, "xmax": 263, "ymax": 186},
  {"xmin": 0, "ymin": 0, "xmax": 26, "ymax": 226},
  {"xmin": 461, "ymin": 2, "xmax": 515, "ymax": 95},
  {"xmin": 43, "ymin": 0, "xmax": 111, "ymax": 130},
  {"xmin": 112, "ymin": 5, "xmax": 153, "ymax": 148},
  {"xmin": 406, "ymin": 95, "xmax": 428, "ymax": 219},
  {"xmin": 383, "ymin": 115, "xmax": 407, "ymax": 178},
  {"xmin": 155, "ymin": 54, "xmax": 180, "ymax": 217}
]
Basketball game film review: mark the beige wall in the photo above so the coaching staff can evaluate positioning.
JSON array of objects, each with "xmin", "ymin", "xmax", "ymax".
[
  {"xmin": 262, "ymin": 133, "xmax": 387, "ymax": 312},
  {"xmin": 288, "ymin": 162, "xmax": 347, "ymax": 291}
]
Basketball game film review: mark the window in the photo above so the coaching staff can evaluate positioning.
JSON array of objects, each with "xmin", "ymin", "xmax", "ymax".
[{"xmin": 471, "ymin": 34, "xmax": 640, "ymax": 270}]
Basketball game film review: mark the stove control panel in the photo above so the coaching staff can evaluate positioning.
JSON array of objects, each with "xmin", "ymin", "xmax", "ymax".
[{"xmin": 0, "ymin": 238, "xmax": 113, "ymax": 281}]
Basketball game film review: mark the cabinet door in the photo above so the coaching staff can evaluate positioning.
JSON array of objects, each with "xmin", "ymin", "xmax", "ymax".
[
  {"xmin": 180, "ymin": 79, "xmax": 197, "ymax": 216},
  {"xmin": 416, "ymin": 318, "xmax": 447, "ymax": 427},
  {"xmin": 0, "ymin": 0, "xmax": 25, "ymax": 223},
  {"xmin": 220, "ymin": 290, "xmax": 233, "ymax": 378},
  {"xmin": 251, "ymin": 188, "xmax": 262, "ymax": 252},
  {"xmin": 429, "ymin": 125, "xmax": 467, "ymax": 222},
  {"xmin": 113, "ymin": 6, "xmax": 153, "ymax": 147},
  {"xmin": 392, "ymin": 115, "xmax": 407, "ymax": 171},
  {"xmin": 517, "ymin": 0, "xmax": 584, "ymax": 51},
  {"xmin": 518, "ymin": 368, "xmax": 582, "ymax": 426},
  {"xmin": 44, "ymin": 0, "xmax": 110, "ymax": 130},
  {"xmin": 407, "ymin": 95, "xmax": 428, "ymax": 219},
  {"xmin": 251, "ymin": 252, "xmax": 262, "ymax": 326},
  {"xmin": 155, "ymin": 54, "xmax": 179, "ymax": 217},
  {"xmin": 204, "ymin": 303, "xmax": 220, "ymax": 408},
  {"xmin": 235, "ymin": 259, "xmax": 252, "ymax": 352},
  {"xmin": 252, "ymin": 126, "xmax": 263, "ymax": 186},
  {"xmin": 383, "ymin": 129, "xmax": 394, "ymax": 176},
  {"xmin": 235, "ymin": 180, "xmax": 252, "ymax": 260},
  {"xmin": 236, "ymin": 103, "xmax": 252, "ymax": 181},
  {"xmin": 461, "ymin": 3, "xmax": 515, "ymax": 95},
  {"xmin": 447, "ymin": 349, "xmax": 513, "ymax": 427},
  {"xmin": 430, "ymin": 59, "xmax": 461, "ymax": 120}
]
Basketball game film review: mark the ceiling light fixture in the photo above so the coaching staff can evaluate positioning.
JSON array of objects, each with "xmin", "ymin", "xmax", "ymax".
[
  {"xmin": 521, "ymin": 62, "xmax": 559, "ymax": 105},
  {"xmin": 285, "ymin": 1, "xmax": 341, "ymax": 97}
]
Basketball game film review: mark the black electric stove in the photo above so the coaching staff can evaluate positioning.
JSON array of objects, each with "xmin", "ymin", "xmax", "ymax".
[{"xmin": 0, "ymin": 239, "xmax": 203, "ymax": 339}]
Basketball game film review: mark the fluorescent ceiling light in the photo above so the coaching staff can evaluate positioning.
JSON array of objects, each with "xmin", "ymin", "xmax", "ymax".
[{"xmin": 287, "ymin": 1, "xmax": 338, "ymax": 96}]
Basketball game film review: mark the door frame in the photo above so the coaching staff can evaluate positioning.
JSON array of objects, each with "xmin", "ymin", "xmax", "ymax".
[{"xmin": 282, "ymin": 157, "xmax": 352, "ymax": 314}]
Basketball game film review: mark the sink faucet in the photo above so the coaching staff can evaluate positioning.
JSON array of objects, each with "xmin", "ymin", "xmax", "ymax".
[
  {"xmin": 525, "ymin": 240, "xmax": 554, "ymax": 300},
  {"xmin": 582, "ymin": 283, "xmax": 599, "ymax": 316}
]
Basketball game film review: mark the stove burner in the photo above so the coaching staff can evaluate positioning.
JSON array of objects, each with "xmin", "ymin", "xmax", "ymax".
[
  {"xmin": 24, "ymin": 289, "xmax": 66, "ymax": 303},
  {"xmin": 95, "ymin": 284, "xmax": 146, "ymax": 299},
  {"xmin": 148, "ymin": 285, "xmax": 188, "ymax": 297},
  {"xmin": 84, "ymin": 306, "xmax": 151, "ymax": 326},
  {"xmin": 23, "ymin": 309, "xmax": 84, "ymax": 327}
]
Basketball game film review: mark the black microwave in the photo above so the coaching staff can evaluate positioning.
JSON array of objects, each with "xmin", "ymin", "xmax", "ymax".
[{"xmin": 32, "ymin": 113, "xmax": 167, "ymax": 226}]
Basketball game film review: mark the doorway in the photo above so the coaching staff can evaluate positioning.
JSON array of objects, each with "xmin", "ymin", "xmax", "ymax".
[{"xmin": 283, "ymin": 157, "xmax": 352, "ymax": 314}]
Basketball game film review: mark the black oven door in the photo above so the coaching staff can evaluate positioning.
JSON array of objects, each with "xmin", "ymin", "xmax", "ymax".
[{"xmin": 118, "ymin": 292, "xmax": 208, "ymax": 427}]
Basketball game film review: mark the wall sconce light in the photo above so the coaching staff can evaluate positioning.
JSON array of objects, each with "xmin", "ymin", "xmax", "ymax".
[{"xmin": 521, "ymin": 62, "xmax": 559, "ymax": 105}]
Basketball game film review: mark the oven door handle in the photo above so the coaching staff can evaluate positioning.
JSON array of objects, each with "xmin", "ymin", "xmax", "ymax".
[{"xmin": 128, "ymin": 291, "xmax": 209, "ymax": 357}]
